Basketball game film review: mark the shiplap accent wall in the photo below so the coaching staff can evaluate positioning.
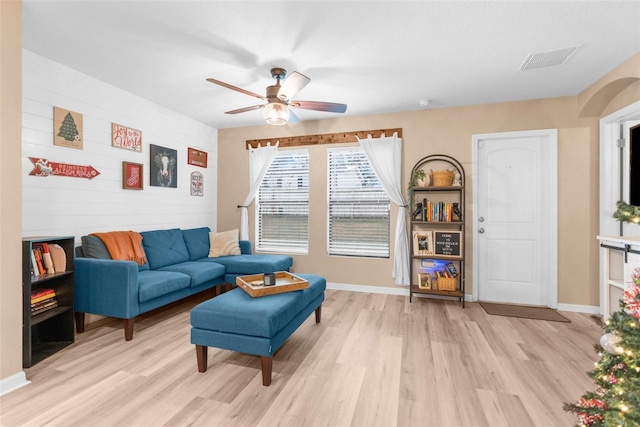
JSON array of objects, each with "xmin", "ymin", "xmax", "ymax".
[{"xmin": 22, "ymin": 51, "xmax": 218, "ymax": 244}]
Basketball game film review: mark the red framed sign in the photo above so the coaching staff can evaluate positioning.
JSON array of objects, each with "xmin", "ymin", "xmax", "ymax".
[
  {"xmin": 187, "ymin": 147, "xmax": 208, "ymax": 168},
  {"xmin": 122, "ymin": 161, "xmax": 143, "ymax": 190}
]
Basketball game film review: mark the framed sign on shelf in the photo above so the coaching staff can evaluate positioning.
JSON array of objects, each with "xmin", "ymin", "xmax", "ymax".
[
  {"xmin": 187, "ymin": 147, "xmax": 208, "ymax": 168},
  {"xmin": 412, "ymin": 231, "xmax": 433, "ymax": 255},
  {"xmin": 122, "ymin": 161, "xmax": 143, "ymax": 190},
  {"xmin": 418, "ymin": 273, "xmax": 432, "ymax": 289},
  {"xmin": 433, "ymin": 231, "xmax": 462, "ymax": 257}
]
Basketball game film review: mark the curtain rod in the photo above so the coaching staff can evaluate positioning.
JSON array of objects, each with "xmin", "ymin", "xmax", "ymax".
[{"xmin": 245, "ymin": 128, "xmax": 402, "ymax": 149}]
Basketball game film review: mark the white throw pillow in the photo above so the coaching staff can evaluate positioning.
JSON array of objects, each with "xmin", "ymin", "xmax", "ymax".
[{"xmin": 208, "ymin": 229, "xmax": 241, "ymax": 257}]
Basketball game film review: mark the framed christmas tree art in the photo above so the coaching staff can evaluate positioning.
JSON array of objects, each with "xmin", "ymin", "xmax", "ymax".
[{"xmin": 53, "ymin": 107, "xmax": 83, "ymax": 149}]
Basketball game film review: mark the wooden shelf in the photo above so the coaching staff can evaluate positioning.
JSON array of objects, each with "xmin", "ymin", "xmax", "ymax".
[
  {"xmin": 411, "ymin": 287, "xmax": 463, "ymax": 298},
  {"xmin": 409, "ymin": 154, "xmax": 465, "ymax": 307}
]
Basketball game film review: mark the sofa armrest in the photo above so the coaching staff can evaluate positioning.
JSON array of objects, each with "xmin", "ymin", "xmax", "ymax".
[
  {"xmin": 74, "ymin": 258, "xmax": 140, "ymax": 319},
  {"xmin": 239, "ymin": 240, "xmax": 252, "ymax": 255}
]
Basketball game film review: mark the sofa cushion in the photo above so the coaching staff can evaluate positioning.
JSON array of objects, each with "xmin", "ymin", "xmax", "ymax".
[
  {"xmin": 158, "ymin": 261, "xmax": 225, "ymax": 287},
  {"xmin": 81, "ymin": 235, "xmax": 112, "ymax": 259},
  {"xmin": 138, "ymin": 270, "xmax": 191, "ymax": 303},
  {"xmin": 81, "ymin": 235, "xmax": 149, "ymax": 271},
  {"xmin": 190, "ymin": 274, "xmax": 326, "ymax": 338},
  {"xmin": 208, "ymin": 230, "xmax": 241, "ymax": 257},
  {"xmin": 182, "ymin": 227, "xmax": 211, "ymax": 261},
  {"xmin": 203, "ymin": 254, "xmax": 293, "ymax": 274},
  {"xmin": 141, "ymin": 228, "xmax": 189, "ymax": 269}
]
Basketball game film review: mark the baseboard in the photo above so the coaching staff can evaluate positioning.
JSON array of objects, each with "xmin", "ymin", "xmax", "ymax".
[
  {"xmin": 0, "ymin": 371, "xmax": 30, "ymax": 396},
  {"xmin": 326, "ymin": 282, "xmax": 473, "ymax": 302},
  {"xmin": 557, "ymin": 303, "xmax": 600, "ymax": 314},
  {"xmin": 326, "ymin": 282, "xmax": 408, "ymax": 296},
  {"xmin": 326, "ymin": 284, "xmax": 595, "ymax": 312}
]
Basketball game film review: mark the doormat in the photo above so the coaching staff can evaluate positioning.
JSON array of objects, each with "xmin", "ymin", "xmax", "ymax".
[{"xmin": 479, "ymin": 302, "xmax": 570, "ymax": 323}]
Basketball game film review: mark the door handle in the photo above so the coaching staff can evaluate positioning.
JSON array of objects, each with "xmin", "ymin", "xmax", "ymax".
[
  {"xmin": 478, "ymin": 217, "xmax": 485, "ymax": 222},
  {"xmin": 478, "ymin": 228, "xmax": 485, "ymax": 233}
]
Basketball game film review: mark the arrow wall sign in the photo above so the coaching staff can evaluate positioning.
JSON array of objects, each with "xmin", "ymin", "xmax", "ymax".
[{"xmin": 29, "ymin": 157, "xmax": 100, "ymax": 180}]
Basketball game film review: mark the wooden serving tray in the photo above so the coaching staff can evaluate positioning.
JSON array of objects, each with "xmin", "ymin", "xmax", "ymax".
[{"xmin": 236, "ymin": 271, "xmax": 309, "ymax": 297}]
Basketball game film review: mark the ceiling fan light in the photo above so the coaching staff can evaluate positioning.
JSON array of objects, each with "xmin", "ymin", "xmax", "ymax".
[{"xmin": 263, "ymin": 103, "xmax": 290, "ymax": 125}]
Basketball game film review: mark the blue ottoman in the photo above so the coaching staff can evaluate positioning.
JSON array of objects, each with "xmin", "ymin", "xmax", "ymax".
[{"xmin": 190, "ymin": 273, "xmax": 326, "ymax": 385}]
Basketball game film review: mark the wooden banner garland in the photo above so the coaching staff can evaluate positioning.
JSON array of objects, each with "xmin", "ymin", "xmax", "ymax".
[{"xmin": 29, "ymin": 157, "xmax": 100, "ymax": 180}]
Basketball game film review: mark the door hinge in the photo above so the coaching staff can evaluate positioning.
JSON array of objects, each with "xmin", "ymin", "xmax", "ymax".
[{"xmin": 617, "ymin": 138, "xmax": 626, "ymax": 148}]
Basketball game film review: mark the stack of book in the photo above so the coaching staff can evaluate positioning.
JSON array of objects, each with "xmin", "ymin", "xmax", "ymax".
[
  {"xmin": 31, "ymin": 288, "xmax": 58, "ymax": 316},
  {"xmin": 31, "ymin": 243, "xmax": 55, "ymax": 276}
]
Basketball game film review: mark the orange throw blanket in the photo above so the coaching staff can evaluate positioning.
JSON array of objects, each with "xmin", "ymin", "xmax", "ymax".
[{"xmin": 91, "ymin": 231, "xmax": 147, "ymax": 266}]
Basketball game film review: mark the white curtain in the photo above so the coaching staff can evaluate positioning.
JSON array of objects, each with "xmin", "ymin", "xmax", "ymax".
[
  {"xmin": 357, "ymin": 132, "xmax": 410, "ymax": 285},
  {"xmin": 239, "ymin": 142, "xmax": 279, "ymax": 240}
]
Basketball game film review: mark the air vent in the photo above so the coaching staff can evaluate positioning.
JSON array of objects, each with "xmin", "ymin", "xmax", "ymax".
[{"xmin": 519, "ymin": 45, "xmax": 580, "ymax": 71}]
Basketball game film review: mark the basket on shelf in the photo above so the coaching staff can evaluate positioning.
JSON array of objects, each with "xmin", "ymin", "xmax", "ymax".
[
  {"xmin": 430, "ymin": 169, "xmax": 455, "ymax": 187},
  {"xmin": 436, "ymin": 277, "xmax": 458, "ymax": 291}
]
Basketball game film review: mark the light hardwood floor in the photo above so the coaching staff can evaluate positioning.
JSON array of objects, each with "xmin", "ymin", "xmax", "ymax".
[{"xmin": 0, "ymin": 289, "xmax": 602, "ymax": 427}]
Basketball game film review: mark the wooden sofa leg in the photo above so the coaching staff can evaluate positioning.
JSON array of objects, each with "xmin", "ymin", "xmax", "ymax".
[
  {"xmin": 315, "ymin": 304, "xmax": 322, "ymax": 323},
  {"xmin": 261, "ymin": 356, "xmax": 273, "ymax": 386},
  {"xmin": 196, "ymin": 345, "xmax": 208, "ymax": 372},
  {"xmin": 75, "ymin": 312, "xmax": 85, "ymax": 333},
  {"xmin": 124, "ymin": 318, "xmax": 135, "ymax": 341}
]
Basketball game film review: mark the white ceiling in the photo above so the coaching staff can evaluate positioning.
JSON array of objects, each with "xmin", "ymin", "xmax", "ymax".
[{"xmin": 22, "ymin": 1, "xmax": 640, "ymax": 129}]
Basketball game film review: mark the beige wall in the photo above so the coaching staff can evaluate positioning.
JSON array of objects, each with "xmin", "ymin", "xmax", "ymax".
[
  {"xmin": 0, "ymin": 0, "xmax": 23, "ymax": 382},
  {"xmin": 218, "ymin": 54, "xmax": 640, "ymax": 307}
]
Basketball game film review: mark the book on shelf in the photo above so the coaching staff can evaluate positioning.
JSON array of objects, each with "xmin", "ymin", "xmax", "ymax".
[
  {"xmin": 31, "ymin": 298, "xmax": 58, "ymax": 315},
  {"xmin": 33, "ymin": 243, "xmax": 55, "ymax": 274},
  {"xmin": 445, "ymin": 262, "xmax": 457, "ymax": 277},
  {"xmin": 30, "ymin": 250, "xmax": 40, "ymax": 277},
  {"xmin": 30, "ymin": 288, "xmax": 55, "ymax": 300},
  {"xmin": 423, "ymin": 201, "xmax": 456, "ymax": 222},
  {"xmin": 32, "ymin": 247, "xmax": 45, "ymax": 275},
  {"xmin": 31, "ymin": 289, "xmax": 57, "ymax": 304}
]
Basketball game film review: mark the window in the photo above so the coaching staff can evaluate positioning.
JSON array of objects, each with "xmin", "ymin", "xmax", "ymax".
[
  {"xmin": 256, "ymin": 150, "xmax": 309, "ymax": 253},
  {"xmin": 328, "ymin": 148, "xmax": 390, "ymax": 257}
]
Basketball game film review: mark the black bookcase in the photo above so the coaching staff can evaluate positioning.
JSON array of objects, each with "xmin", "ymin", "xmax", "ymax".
[{"xmin": 22, "ymin": 236, "xmax": 75, "ymax": 367}]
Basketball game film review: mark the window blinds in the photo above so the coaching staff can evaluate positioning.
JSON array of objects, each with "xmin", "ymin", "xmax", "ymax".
[
  {"xmin": 328, "ymin": 148, "xmax": 390, "ymax": 257},
  {"xmin": 256, "ymin": 150, "xmax": 309, "ymax": 252}
]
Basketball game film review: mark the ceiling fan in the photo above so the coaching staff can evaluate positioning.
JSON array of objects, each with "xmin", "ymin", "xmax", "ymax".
[{"xmin": 206, "ymin": 67, "xmax": 347, "ymax": 125}]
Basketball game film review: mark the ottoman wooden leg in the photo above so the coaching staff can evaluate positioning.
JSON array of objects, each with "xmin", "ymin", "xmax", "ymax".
[
  {"xmin": 260, "ymin": 356, "xmax": 273, "ymax": 386},
  {"xmin": 196, "ymin": 345, "xmax": 208, "ymax": 372},
  {"xmin": 315, "ymin": 304, "xmax": 322, "ymax": 323}
]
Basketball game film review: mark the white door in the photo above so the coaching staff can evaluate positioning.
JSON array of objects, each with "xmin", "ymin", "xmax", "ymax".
[{"xmin": 473, "ymin": 130, "xmax": 558, "ymax": 307}]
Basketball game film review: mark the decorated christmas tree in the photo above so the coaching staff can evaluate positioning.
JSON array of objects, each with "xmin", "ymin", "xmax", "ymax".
[
  {"xmin": 564, "ymin": 267, "xmax": 640, "ymax": 426},
  {"xmin": 57, "ymin": 112, "xmax": 79, "ymax": 141}
]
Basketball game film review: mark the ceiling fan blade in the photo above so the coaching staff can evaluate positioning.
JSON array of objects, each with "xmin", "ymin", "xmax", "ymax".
[
  {"xmin": 277, "ymin": 71, "xmax": 310, "ymax": 100},
  {"xmin": 287, "ymin": 109, "xmax": 300, "ymax": 124},
  {"xmin": 225, "ymin": 104, "xmax": 264, "ymax": 114},
  {"xmin": 206, "ymin": 78, "xmax": 266, "ymax": 100},
  {"xmin": 290, "ymin": 100, "xmax": 347, "ymax": 113}
]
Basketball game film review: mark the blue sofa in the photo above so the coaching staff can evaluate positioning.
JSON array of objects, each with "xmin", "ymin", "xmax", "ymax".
[{"xmin": 74, "ymin": 227, "xmax": 293, "ymax": 340}]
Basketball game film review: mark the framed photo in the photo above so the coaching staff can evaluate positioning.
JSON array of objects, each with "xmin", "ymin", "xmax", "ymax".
[
  {"xmin": 122, "ymin": 161, "xmax": 143, "ymax": 190},
  {"xmin": 413, "ymin": 231, "xmax": 433, "ymax": 255},
  {"xmin": 418, "ymin": 273, "xmax": 432, "ymax": 290},
  {"xmin": 112, "ymin": 123, "xmax": 142, "ymax": 152},
  {"xmin": 433, "ymin": 231, "xmax": 463, "ymax": 257},
  {"xmin": 53, "ymin": 107, "xmax": 83, "ymax": 149},
  {"xmin": 190, "ymin": 171, "xmax": 203, "ymax": 196},
  {"xmin": 187, "ymin": 147, "xmax": 208, "ymax": 168},
  {"xmin": 150, "ymin": 144, "xmax": 177, "ymax": 188}
]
